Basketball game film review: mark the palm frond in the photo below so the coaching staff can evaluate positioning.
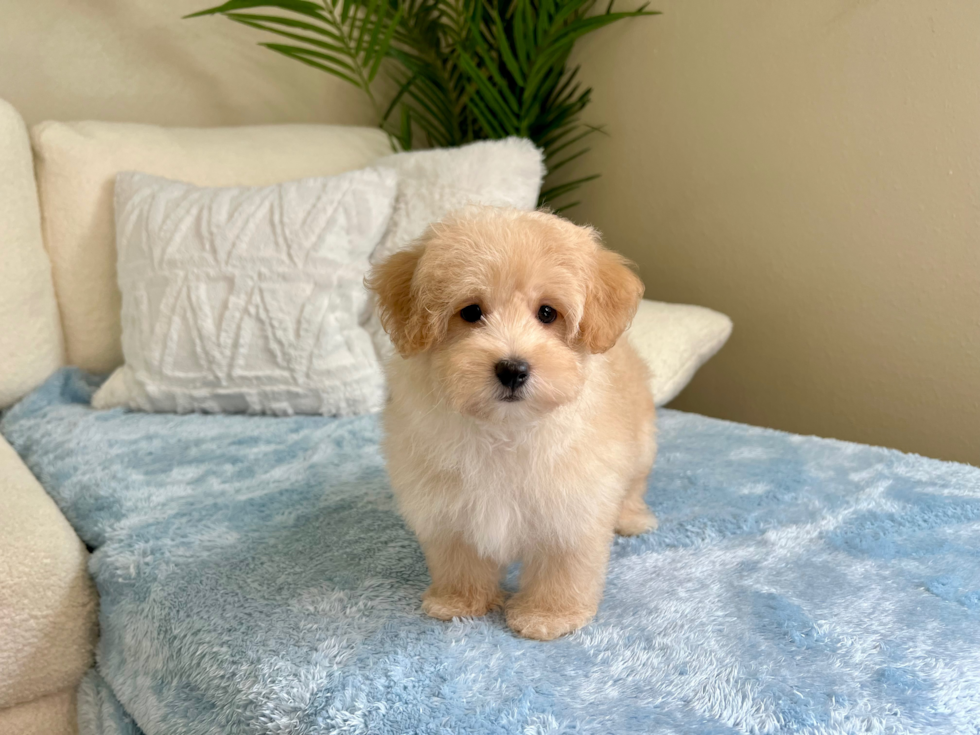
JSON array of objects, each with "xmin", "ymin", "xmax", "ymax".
[{"xmin": 187, "ymin": 0, "xmax": 658, "ymax": 207}]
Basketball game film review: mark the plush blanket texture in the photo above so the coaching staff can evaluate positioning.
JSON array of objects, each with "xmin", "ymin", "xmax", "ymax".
[{"xmin": 3, "ymin": 370, "xmax": 980, "ymax": 735}]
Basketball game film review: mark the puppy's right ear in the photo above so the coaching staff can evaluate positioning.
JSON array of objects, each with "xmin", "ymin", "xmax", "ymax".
[{"xmin": 365, "ymin": 244, "xmax": 429, "ymax": 357}]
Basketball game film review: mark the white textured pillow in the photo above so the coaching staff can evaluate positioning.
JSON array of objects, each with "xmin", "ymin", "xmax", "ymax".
[
  {"xmin": 627, "ymin": 300, "xmax": 733, "ymax": 407},
  {"xmin": 366, "ymin": 137, "xmax": 545, "ymax": 358},
  {"xmin": 371, "ymin": 137, "xmax": 544, "ymax": 262},
  {"xmin": 92, "ymin": 168, "xmax": 398, "ymax": 416}
]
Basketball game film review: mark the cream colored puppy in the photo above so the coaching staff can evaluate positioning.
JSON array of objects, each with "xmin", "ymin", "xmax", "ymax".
[{"xmin": 366, "ymin": 207, "xmax": 657, "ymax": 641}]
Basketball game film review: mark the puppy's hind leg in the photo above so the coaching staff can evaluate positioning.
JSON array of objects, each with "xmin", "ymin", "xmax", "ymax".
[
  {"xmin": 420, "ymin": 534, "xmax": 504, "ymax": 620},
  {"xmin": 616, "ymin": 426, "xmax": 658, "ymax": 536},
  {"xmin": 615, "ymin": 472, "xmax": 658, "ymax": 537}
]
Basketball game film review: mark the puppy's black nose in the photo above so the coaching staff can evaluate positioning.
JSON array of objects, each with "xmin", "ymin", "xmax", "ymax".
[{"xmin": 495, "ymin": 358, "xmax": 530, "ymax": 391}]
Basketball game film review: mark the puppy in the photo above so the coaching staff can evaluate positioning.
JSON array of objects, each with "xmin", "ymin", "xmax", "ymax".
[{"xmin": 366, "ymin": 207, "xmax": 657, "ymax": 640}]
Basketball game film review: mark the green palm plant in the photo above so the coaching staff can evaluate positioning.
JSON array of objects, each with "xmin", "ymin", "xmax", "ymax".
[{"xmin": 187, "ymin": 0, "xmax": 657, "ymax": 211}]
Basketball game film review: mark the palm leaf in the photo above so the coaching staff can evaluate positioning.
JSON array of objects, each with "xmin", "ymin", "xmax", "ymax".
[
  {"xmin": 261, "ymin": 44, "xmax": 361, "ymax": 86},
  {"xmin": 186, "ymin": 0, "xmax": 328, "ymax": 21},
  {"xmin": 188, "ymin": 0, "xmax": 659, "ymax": 207},
  {"xmin": 539, "ymin": 173, "xmax": 601, "ymax": 204},
  {"xmin": 223, "ymin": 13, "xmax": 344, "ymax": 43},
  {"xmin": 228, "ymin": 17, "xmax": 349, "ymax": 55}
]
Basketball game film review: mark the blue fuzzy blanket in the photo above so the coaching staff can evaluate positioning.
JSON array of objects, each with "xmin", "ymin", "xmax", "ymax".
[{"xmin": 3, "ymin": 370, "xmax": 980, "ymax": 734}]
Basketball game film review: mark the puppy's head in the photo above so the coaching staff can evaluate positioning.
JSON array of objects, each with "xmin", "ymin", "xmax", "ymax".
[{"xmin": 366, "ymin": 207, "xmax": 643, "ymax": 421}]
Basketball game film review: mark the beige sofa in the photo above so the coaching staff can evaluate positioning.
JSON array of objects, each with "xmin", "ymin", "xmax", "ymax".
[{"xmin": 0, "ymin": 99, "xmax": 96, "ymax": 735}]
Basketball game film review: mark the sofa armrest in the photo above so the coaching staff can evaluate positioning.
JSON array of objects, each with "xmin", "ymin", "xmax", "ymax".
[
  {"xmin": 0, "ymin": 97, "xmax": 64, "ymax": 409},
  {"xmin": 0, "ymin": 436, "xmax": 98, "ymax": 709}
]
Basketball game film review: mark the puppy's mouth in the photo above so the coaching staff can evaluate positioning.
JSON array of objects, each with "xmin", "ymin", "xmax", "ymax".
[{"xmin": 499, "ymin": 392, "xmax": 524, "ymax": 403}]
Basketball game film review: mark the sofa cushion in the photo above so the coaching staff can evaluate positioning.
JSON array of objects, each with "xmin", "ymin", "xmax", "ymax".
[
  {"xmin": 627, "ymin": 300, "xmax": 733, "ymax": 406},
  {"xmin": 0, "ymin": 435, "xmax": 98, "ymax": 709},
  {"xmin": 30, "ymin": 121, "xmax": 393, "ymax": 374},
  {"xmin": 0, "ymin": 98, "xmax": 65, "ymax": 408},
  {"xmin": 0, "ymin": 687, "xmax": 78, "ymax": 735}
]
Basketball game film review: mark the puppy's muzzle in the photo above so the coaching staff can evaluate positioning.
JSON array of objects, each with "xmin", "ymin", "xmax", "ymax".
[{"xmin": 495, "ymin": 358, "xmax": 530, "ymax": 400}]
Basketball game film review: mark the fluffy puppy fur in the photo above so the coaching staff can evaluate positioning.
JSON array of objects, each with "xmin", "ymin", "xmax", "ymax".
[{"xmin": 366, "ymin": 207, "xmax": 657, "ymax": 640}]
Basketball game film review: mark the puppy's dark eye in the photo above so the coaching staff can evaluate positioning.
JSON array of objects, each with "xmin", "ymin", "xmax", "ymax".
[
  {"xmin": 460, "ymin": 304, "xmax": 483, "ymax": 323},
  {"xmin": 537, "ymin": 305, "xmax": 557, "ymax": 324}
]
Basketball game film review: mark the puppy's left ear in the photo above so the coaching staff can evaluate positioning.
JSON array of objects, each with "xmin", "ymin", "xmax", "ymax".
[{"xmin": 579, "ymin": 246, "xmax": 645, "ymax": 354}]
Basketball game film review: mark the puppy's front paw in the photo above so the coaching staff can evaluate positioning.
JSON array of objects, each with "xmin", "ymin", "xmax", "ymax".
[
  {"xmin": 422, "ymin": 587, "xmax": 504, "ymax": 621},
  {"xmin": 616, "ymin": 507, "xmax": 658, "ymax": 537},
  {"xmin": 505, "ymin": 599, "xmax": 594, "ymax": 641}
]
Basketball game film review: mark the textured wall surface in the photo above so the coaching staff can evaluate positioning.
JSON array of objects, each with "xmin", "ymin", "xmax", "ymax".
[
  {"xmin": 0, "ymin": 0, "xmax": 374, "ymax": 127},
  {"xmin": 568, "ymin": 0, "xmax": 980, "ymax": 465}
]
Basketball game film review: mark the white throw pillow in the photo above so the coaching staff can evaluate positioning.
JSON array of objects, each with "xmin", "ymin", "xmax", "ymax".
[
  {"xmin": 366, "ymin": 137, "xmax": 545, "ymax": 359},
  {"xmin": 371, "ymin": 137, "xmax": 545, "ymax": 263},
  {"xmin": 92, "ymin": 168, "xmax": 398, "ymax": 416},
  {"xmin": 627, "ymin": 300, "xmax": 733, "ymax": 406}
]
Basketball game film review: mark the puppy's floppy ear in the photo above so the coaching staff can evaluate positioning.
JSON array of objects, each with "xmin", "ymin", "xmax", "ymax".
[
  {"xmin": 579, "ymin": 245, "xmax": 645, "ymax": 354},
  {"xmin": 365, "ymin": 244, "xmax": 430, "ymax": 357}
]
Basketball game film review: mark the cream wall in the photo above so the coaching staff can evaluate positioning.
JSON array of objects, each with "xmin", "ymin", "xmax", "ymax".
[
  {"xmin": 569, "ymin": 0, "xmax": 980, "ymax": 465},
  {"xmin": 0, "ymin": 0, "xmax": 374, "ymax": 127}
]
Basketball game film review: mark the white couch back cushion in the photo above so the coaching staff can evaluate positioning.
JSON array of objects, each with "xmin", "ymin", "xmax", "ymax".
[
  {"xmin": 0, "ymin": 99, "xmax": 64, "ymax": 408},
  {"xmin": 30, "ymin": 121, "xmax": 393, "ymax": 374}
]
